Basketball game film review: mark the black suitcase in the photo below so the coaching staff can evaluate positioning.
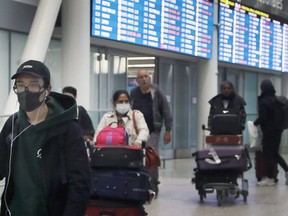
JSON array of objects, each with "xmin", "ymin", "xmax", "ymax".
[
  {"xmin": 90, "ymin": 145, "xmax": 145, "ymax": 169},
  {"xmin": 255, "ymin": 150, "xmax": 278, "ymax": 182},
  {"xmin": 90, "ymin": 168, "xmax": 151, "ymax": 202},
  {"xmin": 86, "ymin": 199, "xmax": 146, "ymax": 216},
  {"xmin": 192, "ymin": 170, "xmax": 239, "ymax": 190},
  {"xmin": 194, "ymin": 146, "xmax": 249, "ymax": 171}
]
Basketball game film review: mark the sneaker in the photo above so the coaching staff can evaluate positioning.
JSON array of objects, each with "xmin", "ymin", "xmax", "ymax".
[
  {"xmin": 285, "ymin": 172, "xmax": 288, "ymax": 185},
  {"xmin": 257, "ymin": 177, "xmax": 275, "ymax": 186}
]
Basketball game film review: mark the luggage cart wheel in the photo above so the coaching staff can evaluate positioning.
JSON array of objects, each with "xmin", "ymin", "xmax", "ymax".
[
  {"xmin": 216, "ymin": 190, "xmax": 223, "ymax": 206},
  {"xmin": 200, "ymin": 194, "xmax": 204, "ymax": 202},
  {"xmin": 242, "ymin": 190, "xmax": 248, "ymax": 203},
  {"xmin": 199, "ymin": 190, "xmax": 205, "ymax": 202},
  {"xmin": 243, "ymin": 194, "xmax": 247, "ymax": 203}
]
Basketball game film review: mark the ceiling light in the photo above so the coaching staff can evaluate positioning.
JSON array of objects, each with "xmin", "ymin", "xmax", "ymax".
[
  {"xmin": 127, "ymin": 64, "xmax": 155, "ymax": 68},
  {"xmin": 127, "ymin": 57, "xmax": 155, "ymax": 60}
]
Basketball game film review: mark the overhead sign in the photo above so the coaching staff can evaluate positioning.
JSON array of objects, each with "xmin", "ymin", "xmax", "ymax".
[
  {"xmin": 91, "ymin": 0, "xmax": 214, "ymax": 59},
  {"xmin": 218, "ymin": 0, "xmax": 288, "ymax": 72}
]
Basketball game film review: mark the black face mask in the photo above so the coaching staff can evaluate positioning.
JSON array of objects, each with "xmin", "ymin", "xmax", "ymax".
[{"xmin": 17, "ymin": 91, "xmax": 45, "ymax": 112}]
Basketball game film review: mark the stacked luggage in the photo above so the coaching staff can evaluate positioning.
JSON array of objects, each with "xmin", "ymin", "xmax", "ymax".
[
  {"xmin": 192, "ymin": 114, "xmax": 251, "ymax": 206},
  {"xmin": 86, "ymin": 144, "xmax": 151, "ymax": 215}
]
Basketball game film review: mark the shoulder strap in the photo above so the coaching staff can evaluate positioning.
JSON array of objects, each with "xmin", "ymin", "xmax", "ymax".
[{"xmin": 132, "ymin": 111, "xmax": 139, "ymax": 135}]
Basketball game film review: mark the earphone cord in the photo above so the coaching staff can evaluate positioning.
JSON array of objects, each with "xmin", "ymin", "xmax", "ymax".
[{"xmin": 3, "ymin": 100, "xmax": 44, "ymax": 216}]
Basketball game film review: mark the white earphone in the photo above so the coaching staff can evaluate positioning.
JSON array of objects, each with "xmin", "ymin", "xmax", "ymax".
[{"xmin": 45, "ymin": 91, "xmax": 48, "ymax": 97}]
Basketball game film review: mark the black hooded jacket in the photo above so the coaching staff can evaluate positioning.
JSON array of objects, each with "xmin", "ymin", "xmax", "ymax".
[
  {"xmin": 254, "ymin": 80, "xmax": 279, "ymax": 131},
  {"xmin": 0, "ymin": 92, "xmax": 90, "ymax": 216}
]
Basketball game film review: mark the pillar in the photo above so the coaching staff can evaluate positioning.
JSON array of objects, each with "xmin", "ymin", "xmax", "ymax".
[
  {"xmin": 4, "ymin": 0, "xmax": 62, "ymax": 115},
  {"xmin": 62, "ymin": 0, "xmax": 91, "ymax": 108},
  {"xmin": 197, "ymin": 0, "xmax": 219, "ymax": 150}
]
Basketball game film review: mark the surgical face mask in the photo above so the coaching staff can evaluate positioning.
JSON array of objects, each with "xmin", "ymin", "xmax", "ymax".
[
  {"xmin": 17, "ymin": 91, "xmax": 45, "ymax": 112},
  {"xmin": 116, "ymin": 103, "xmax": 130, "ymax": 114}
]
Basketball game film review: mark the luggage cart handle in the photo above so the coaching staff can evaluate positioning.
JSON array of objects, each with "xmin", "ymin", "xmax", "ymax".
[{"xmin": 99, "ymin": 210, "xmax": 115, "ymax": 216}]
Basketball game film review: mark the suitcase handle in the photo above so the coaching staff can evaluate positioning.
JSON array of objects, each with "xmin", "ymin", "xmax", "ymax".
[{"xmin": 99, "ymin": 210, "xmax": 115, "ymax": 216}]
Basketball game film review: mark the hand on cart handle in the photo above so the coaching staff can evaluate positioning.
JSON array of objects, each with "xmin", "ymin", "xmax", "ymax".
[{"xmin": 202, "ymin": 124, "xmax": 211, "ymax": 131}]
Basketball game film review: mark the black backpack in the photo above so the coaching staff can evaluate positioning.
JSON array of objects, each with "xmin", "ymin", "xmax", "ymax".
[{"xmin": 273, "ymin": 96, "xmax": 288, "ymax": 130}]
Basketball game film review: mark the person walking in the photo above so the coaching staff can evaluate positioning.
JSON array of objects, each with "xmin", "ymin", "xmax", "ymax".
[
  {"xmin": 0, "ymin": 60, "xmax": 90, "ymax": 216},
  {"xmin": 94, "ymin": 89, "xmax": 149, "ymax": 147},
  {"xmin": 130, "ymin": 69, "xmax": 173, "ymax": 197},
  {"xmin": 254, "ymin": 79, "xmax": 288, "ymax": 186},
  {"xmin": 208, "ymin": 80, "xmax": 247, "ymax": 133},
  {"xmin": 62, "ymin": 86, "xmax": 95, "ymax": 141}
]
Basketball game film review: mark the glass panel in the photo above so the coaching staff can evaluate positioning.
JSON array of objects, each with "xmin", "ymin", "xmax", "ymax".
[
  {"xmin": 244, "ymin": 72, "xmax": 257, "ymax": 145},
  {"xmin": 10, "ymin": 33, "xmax": 27, "ymax": 77},
  {"xmin": 99, "ymin": 53, "xmax": 110, "ymax": 109},
  {"xmin": 244, "ymin": 73, "xmax": 257, "ymax": 114},
  {"xmin": 90, "ymin": 48, "xmax": 127, "ymax": 128},
  {"xmin": 158, "ymin": 61, "xmax": 173, "ymax": 150},
  {"xmin": 111, "ymin": 55, "xmax": 127, "ymax": 92},
  {"xmin": 189, "ymin": 64, "xmax": 198, "ymax": 147},
  {"xmin": 174, "ymin": 63, "xmax": 190, "ymax": 148},
  {"xmin": 45, "ymin": 39, "xmax": 62, "ymax": 92},
  {"xmin": 9, "ymin": 32, "xmax": 27, "ymax": 114},
  {"xmin": 0, "ymin": 30, "xmax": 9, "ymax": 114}
]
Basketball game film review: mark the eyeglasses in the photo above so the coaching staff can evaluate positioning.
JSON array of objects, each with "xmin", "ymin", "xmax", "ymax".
[{"xmin": 13, "ymin": 84, "xmax": 45, "ymax": 94}]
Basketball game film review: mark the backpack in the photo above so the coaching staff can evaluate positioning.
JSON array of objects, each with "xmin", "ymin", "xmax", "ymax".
[
  {"xmin": 273, "ymin": 96, "xmax": 288, "ymax": 130},
  {"xmin": 96, "ymin": 122, "xmax": 127, "ymax": 145}
]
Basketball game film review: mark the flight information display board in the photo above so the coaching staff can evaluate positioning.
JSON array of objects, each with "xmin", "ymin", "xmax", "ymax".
[
  {"xmin": 218, "ymin": 0, "xmax": 288, "ymax": 72},
  {"xmin": 91, "ymin": 0, "xmax": 214, "ymax": 59}
]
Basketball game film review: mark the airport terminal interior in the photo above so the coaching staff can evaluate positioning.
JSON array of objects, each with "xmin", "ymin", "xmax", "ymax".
[
  {"xmin": 144, "ymin": 155, "xmax": 288, "ymax": 216},
  {"xmin": 1, "ymin": 0, "xmax": 288, "ymax": 215},
  {"xmin": 0, "ymin": 153, "xmax": 287, "ymax": 216}
]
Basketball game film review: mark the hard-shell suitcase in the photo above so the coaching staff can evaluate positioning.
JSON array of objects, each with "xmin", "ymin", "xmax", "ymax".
[
  {"xmin": 85, "ymin": 199, "xmax": 146, "ymax": 216},
  {"xmin": 255, "ymin": 150, "xmax": 278, "ymax": 182},
  {"xmin": 194, "ymin": 146, "xmax": 249, "ymax": 171},
  {"xmin": 90, "ymin": 168, "xmax": 150, "ymax": 202},
  {"xmin": 90, "ymin": 145, "xmax": 144, "ymax": 169}
]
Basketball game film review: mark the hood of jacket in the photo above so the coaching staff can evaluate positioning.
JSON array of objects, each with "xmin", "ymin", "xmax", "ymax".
[
  {"xmin": 18, "ymin": 91, "xmax": 77, "ymax": 132},
  {"xmin": 260, "ymin": 79, "xmax": 276, "ymax": 97}
]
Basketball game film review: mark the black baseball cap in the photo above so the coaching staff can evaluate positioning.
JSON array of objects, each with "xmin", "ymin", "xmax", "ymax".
[{"xmin": 11, "ymin": 60, "xmax": 50, "ymax": 84}]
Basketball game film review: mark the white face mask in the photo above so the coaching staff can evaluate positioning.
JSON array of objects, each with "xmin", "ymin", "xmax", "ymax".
[{"xmin": 116, "ymin": 103, "xmax": 130, "ymax": 114}]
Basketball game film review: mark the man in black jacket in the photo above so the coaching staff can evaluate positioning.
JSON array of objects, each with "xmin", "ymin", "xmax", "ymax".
[
  {"xmin": 0, "ymin": 60, "xmax": 90, "ymax": 216},
  {"xmin": 254, "ymin": 79, "xmax": 288, "ymax": 186},
  {"xmin": 208, "ymin": 80, "xmax": 247, "ymax": 134},
  {"xmin": 62, "ymin": 86, "xmax": 95, "ymax": 141}
]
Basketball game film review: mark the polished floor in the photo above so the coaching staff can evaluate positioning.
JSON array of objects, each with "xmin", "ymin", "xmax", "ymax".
[
  {"xmin": 0, "ymin": 154, "xmax": 287, "ymax": 215},
  {"xmin": 145, "ymin": 154, "xmax": 288, "ymax": 216}
]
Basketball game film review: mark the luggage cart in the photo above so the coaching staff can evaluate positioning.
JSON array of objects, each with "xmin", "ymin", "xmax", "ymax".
[
  {"xmin": 192, "ymin": 125, "xmax": 251, "ymax": 206},
  {"xmin": 86, "ymin": 142, "xmax": 155, "ymax": 215}
]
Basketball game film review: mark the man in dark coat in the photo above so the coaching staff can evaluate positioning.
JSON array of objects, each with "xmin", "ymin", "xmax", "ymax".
[
  {"xmin": 62, "ymin": 86, "xmax": 95, "ymax": 141},
  {"xmin": 130, "ymin": 69, "xmax": 173, "ymax": 198},
  {"xmin": 0, "ymin": 60, "xmax": 90, "ymax": 216},
  {"xmin": 208, "ymin": 80, "xmax": 247, "ymax": 134},
  {"xmin": 254, "ymin": 79, "xmax": 288, "ymax": 186}
]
